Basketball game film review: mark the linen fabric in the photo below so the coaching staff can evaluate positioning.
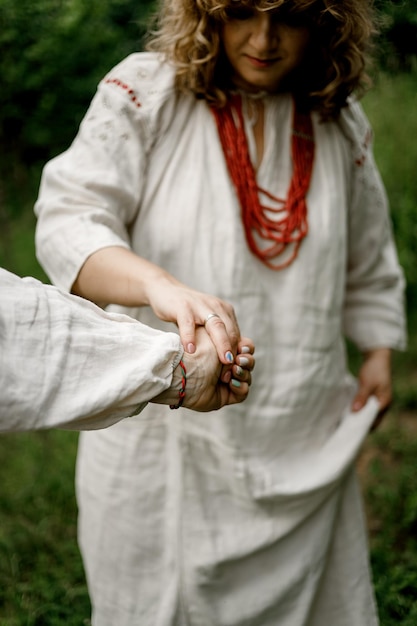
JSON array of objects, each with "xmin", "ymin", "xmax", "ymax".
[
  {"xmin": 35, "ymin": 53, "xmax": 406, "ymax": 625},
  {"xmin": 0, "ymin": 267, "xmax": 182, "ymax": 432}
]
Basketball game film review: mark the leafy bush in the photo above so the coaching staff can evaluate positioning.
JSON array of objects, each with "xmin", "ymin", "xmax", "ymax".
[
  {"xmin": 0, "ymin": 0, "xmax": 155, "ymax": 165},
  {"xmin": 374, "ymin": 0, "xmax": 417, "ymax": 70},
  {"xmin": 0, "ymin": 0, "xmax": 156, "ymax": 227}
]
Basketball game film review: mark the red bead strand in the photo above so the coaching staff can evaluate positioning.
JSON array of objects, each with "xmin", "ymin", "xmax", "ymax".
[{"xmin": 211, "ymin": 95, "xmax": 315, "ymax": 270}]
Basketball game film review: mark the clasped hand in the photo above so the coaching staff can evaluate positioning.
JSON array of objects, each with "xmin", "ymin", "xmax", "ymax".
[
  {"xmin": 146, "ymin": 273, "xmax": 243, "ymax": 370},
  {"xmin": 146, "ymin": 273, "xmax": 255, "ymax": 410}
]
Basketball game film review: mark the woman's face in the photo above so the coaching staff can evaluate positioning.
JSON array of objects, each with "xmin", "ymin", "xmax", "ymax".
[{"xmin": 221, "ymin": 8, "xmax": 311, "ymax": 93}]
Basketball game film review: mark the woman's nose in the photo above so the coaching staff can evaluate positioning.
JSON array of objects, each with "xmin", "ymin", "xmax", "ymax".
[{"xmin": 249, "ymin": 14, "xmax": 279, "ymax": 50}]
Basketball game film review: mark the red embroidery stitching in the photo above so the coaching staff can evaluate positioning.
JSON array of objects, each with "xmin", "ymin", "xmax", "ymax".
[
  {"xmin": 355, "ymin": 129, "xmax": 372, "ymax": 167},
  {"xmin": 104, "ymin": 78, "xmax": 141, "ymax": 108}
]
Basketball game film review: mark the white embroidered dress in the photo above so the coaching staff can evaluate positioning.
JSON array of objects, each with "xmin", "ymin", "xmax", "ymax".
[{"xmin": 35, "ymin": 53, "xmax": 406, "ymax": 626}]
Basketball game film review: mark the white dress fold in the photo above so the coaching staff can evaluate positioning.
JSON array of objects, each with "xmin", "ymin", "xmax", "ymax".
[{"xmin": 35, "ymin": 53, "xmax": 406, "ymax": 625}]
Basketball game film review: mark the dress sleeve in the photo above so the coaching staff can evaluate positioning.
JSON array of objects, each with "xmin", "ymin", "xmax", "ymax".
[
  {"xmin": 0, "ymin": 268, "xmax": 182, "ymax": 432},
  {"xmin": 340, "ymin": 100, "xmax": 407, "ymax": 352},
  {"xmin": 34, "ymin": 53, "xmax": 174, "ymax": 292}
]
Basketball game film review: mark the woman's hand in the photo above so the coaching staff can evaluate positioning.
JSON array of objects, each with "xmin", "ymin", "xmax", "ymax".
[
  {"xmin": 145, "ymin": 272, "xmax": 241, "ymax": 366},
  {"xmin": 351, "ymin": 347, "xmax": 392, "ymax": 429},
  {"xmin": 153, "ymin": 329, "xmax": 255, "ymax": 412},
  {"xmin": 73, "ymin": 247, "xmax": 242, "ymax": 368}
]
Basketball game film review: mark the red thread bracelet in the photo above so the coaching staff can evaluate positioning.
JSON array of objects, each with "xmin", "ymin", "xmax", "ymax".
[{"xmin": 170, "ymin": 360, "xmax": 187, "ymax": 410}]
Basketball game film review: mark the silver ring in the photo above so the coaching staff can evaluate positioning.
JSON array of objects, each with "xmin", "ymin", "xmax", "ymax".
[{"xmin": 204, "ymin": 313, "xmax": 221, "ymax": 326}]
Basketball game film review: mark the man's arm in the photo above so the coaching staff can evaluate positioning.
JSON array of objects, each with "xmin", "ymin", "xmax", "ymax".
[{"xmin": 0, "ymin": 269, "xmax": 254, "ymax": 432}]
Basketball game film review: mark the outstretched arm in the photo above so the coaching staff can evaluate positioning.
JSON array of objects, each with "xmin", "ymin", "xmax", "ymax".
[{"xmin": 0, "ymin": 269, "xmax": 254, "ymax": 433}]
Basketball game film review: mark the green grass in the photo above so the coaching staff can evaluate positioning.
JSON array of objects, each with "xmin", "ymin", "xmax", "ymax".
[
  {"xmin": 0, "ymin": 70, "xmax": 416, "ymax": 625},
  {"xmin": 361, "ymin": 403, "xmax": 417, "ymax": 625},
  {"xmin": 0, "ymin": 431, "xmax": 91, "ymax": 625}
]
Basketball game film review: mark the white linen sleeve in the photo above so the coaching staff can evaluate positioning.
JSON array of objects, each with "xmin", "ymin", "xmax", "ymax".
[
  {"xmin": 0, "ymin": 269, "xmax": 182, "ymax": 432},
  {"xmin": 340, "ymin": 101, "xmax": 407, "ymax": 352},
  {"xmin": 34, "ymin": 54, "xmax": 171, "ymax": 292}
]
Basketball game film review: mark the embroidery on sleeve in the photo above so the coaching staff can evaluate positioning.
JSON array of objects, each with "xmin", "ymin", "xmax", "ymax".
[
  {"xmin": 104, "ymin": 78, "xmax": 142, "ymax": 108},
  {"xmin": 355, "ymin": 128, "xmax": 372, "ymax": 167}
]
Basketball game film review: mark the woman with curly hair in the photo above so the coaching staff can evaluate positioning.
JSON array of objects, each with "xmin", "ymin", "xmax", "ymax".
[{"xmin": 35, "ymin": 0, "xmax": 405, "ymax": 624}]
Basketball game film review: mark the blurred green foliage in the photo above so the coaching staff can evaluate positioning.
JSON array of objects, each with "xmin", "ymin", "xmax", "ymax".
[
  {"xmin": 374, "ymin": 0, "xmax": 417, "ymax": 71},
  {"xmin": 362, "ymin": 71, "xmax": 417, "ymax": 312},
  {"xmin": 0, "ymin": 0, "xmax": 155, "ymax": 166}
]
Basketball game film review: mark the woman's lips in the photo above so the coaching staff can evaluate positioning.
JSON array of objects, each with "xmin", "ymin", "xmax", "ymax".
[{"xmin": 245, "ymin": 55, "xmax": 279, "ymax": 68}]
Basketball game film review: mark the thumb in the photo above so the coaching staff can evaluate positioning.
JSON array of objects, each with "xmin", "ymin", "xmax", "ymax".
[{"xmin": 351, "ymin": 383, "xmax": 371, "ymax": 412}]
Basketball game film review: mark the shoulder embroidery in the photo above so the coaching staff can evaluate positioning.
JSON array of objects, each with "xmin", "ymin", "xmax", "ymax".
[
  {"xmin": 104, "ymin": 77, "xmax": 142, "ymax": 109},
  {"xmin": 355, "ymin": 128, "xmax": 372, "ymax": 167}
]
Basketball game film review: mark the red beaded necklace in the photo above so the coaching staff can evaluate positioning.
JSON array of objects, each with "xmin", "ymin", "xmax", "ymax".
[{"xmin": 211, "ymin": 94, "xmax": 315, "ymax": 270}]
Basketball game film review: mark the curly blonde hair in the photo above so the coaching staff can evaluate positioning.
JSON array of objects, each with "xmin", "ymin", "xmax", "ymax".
[{"xmin": 146, "ymin": 0, "xmax": 376, "ymax": 119}]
